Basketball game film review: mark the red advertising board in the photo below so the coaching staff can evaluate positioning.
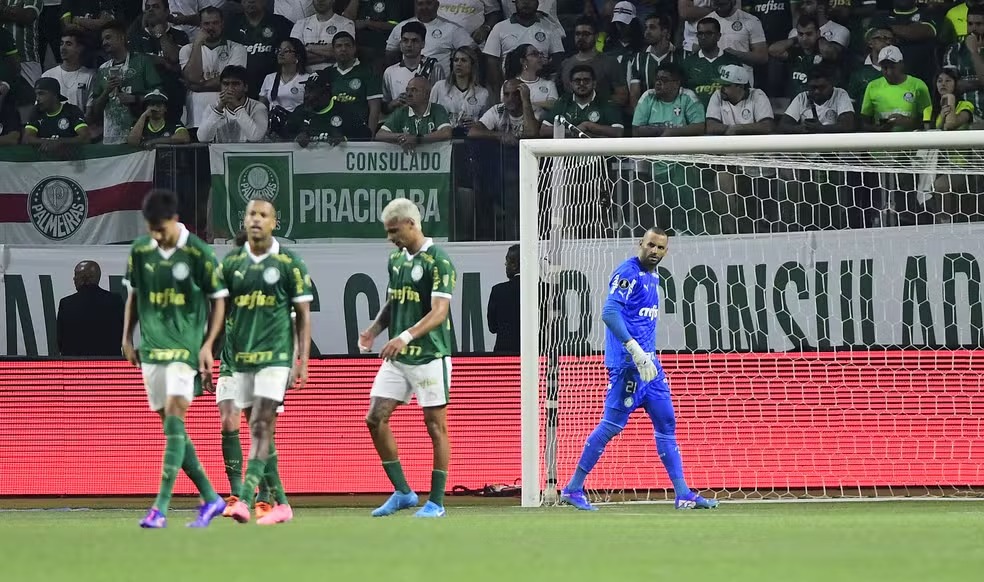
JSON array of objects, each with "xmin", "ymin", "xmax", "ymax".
[{"xmin": 1, "ymin": 352, "xmax": 981, "ymax": 496}]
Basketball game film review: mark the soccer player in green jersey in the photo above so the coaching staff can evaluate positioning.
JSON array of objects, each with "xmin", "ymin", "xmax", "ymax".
[
  {"xmin": 359, "ymin": 198, "xmax": 457, "ymax": 519},
  {"xmin": 220, "ymin": 199, "xmax": 313, "ymax": 525},
  {"xmin": 122, "ymin": 189, "xmax": 228, "ymax": 529},
  {"xmin": 214, "ymin": 230, "xmax": 298, "ymax": 522}
]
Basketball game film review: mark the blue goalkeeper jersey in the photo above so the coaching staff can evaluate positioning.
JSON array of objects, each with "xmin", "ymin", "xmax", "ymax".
[{"xmin": 603, "ymin": 257, "xmax": 665, "ymax": 379}]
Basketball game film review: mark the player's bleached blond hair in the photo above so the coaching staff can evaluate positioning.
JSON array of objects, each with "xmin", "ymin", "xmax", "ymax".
[{"xmin": 380, "ymin": 198, "xmax": 422, "ymax": 228}]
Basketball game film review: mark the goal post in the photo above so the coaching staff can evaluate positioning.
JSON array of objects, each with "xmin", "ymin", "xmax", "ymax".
[{"xmin": 518, "ymin": 131, "xmax": 984, "ymax": 508}]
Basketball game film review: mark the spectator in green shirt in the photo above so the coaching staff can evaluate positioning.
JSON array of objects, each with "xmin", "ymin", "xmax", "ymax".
[
  {"xmin": 631, "ymin": 62, "xmax": 705, "ymax": 137},
  {"xmin": 540, "ymin": 64, "xmax": 625, "ymax": 137},
  {"xmin": 631, "ymin": 62, "xmax": 707, "ymax": 235},
  {"xmin": 376, "ymin": 76, "xmax": 453, "ymax": 152},
  {"xmin": 23, "ymin": 77, "xmax": 91, "ymax": 153},
  {"xmin": 89, "ymin": 20, "xmax": 162, "ymax": 144},
  {"xmin": 860, "ymin": 45, "xmax": 931, "ymax": 132},
  {"xmin": 846, "ymin": 27, "xmax": 895, "ymax": 110},
  {"xmin": 126, "ymin": 88, "xmax": 189, "ymax": 147}
]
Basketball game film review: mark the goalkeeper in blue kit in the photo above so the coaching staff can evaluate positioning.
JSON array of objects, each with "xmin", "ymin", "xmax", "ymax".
[{"xmin": 561, "ymin": 228, "xmax": 719, "ymax": 511}]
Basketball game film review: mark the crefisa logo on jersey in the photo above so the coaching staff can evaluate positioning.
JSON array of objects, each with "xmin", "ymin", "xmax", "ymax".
[
  {"xmin": 263, "ymin": 266, "xmax": 281, "ymax": 285},
  {"xmin": 638, "ymin": 305, "xmax": 658, "ymax": 320},
  {"xmin": 172, "ymin": 262, "xmax": 190, "ymax": 281},
  {"xmin": 28, "ymin": 176, "xmax": 88, "ymax": 240},
  {"xmin": 238, "ymin": 163, "xmax": 280, "ymax": 203}
]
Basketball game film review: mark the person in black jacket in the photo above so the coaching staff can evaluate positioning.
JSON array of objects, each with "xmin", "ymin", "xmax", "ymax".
[
  {"xmin": 487, "ymin": 244, "xmax": 520, "ymax": 353},
  {"xmin": 56, "ymin": 260, "xmax": 125, "ymax": 356}
]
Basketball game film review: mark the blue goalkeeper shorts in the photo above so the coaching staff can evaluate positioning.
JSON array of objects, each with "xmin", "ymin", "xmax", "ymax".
[{"xmin": 605, "ymin": 366, "xmax": 671, "ymax": 414}]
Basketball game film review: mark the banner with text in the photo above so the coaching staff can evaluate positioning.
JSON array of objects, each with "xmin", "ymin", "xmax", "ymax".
[
  {"xmin": 0, "ymin": 146, "xmax": 155, "ymax": 244},
  {"xmin": 209, "ymin": 142, "xmax": 452, "ymax": 241},
  {"xmin": 3, "ymin": 225, "xmax": 983, "ymax": 355}
]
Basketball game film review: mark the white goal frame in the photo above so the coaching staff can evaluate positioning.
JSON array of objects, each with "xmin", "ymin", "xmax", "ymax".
[{"xmin": 516, "ymin": 130, "xmax": 984, "ymax": 508}]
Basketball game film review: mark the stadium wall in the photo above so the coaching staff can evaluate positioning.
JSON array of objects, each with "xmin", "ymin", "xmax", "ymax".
[{"xmin": 1, "ymin": 352, "xmax": 980, "ymax": 497}]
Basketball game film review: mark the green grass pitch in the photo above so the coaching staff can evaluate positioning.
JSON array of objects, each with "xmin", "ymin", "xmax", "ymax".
[{"xmin": 2, "ymin": 501, "xmax": 982, "ymax": 582}]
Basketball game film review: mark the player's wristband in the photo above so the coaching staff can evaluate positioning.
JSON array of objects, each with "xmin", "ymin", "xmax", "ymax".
[{"xmin": 398, "ymin": 330, "xmax": 414, "ymax": 344}]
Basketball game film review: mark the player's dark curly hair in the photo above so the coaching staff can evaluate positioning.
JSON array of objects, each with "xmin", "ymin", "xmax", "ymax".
[{"xmin": 141, "ymin": 189, "xmax": 179, "ymax": 224}]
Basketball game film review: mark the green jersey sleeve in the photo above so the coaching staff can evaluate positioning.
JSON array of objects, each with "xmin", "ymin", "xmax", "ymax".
[
  {"xmin": 124, "ymin": 245, "xmax": 140, "ymax": 290},
  {"xmin": 600, "ymin": 103, "xmax": 624, "ymax": 126},
  {"xmin": 430, "ymin": 103, "xmax": 451, "ymax": 129},
  {"xmin": 196, "ymin": 240, "xmax": 228, "ymax": 299},
  {"xmin": 915, "ymin": 80, "xmax": 933, "ymax": 116},
  {"xmin": 685, "ymin": 95, "xmax": 706, "ymax": 123},
  {"xmin": 285, "ymin": 250, "xmax": 314, "ymax": 303},
  {"xmin": 860, "ymin": 84, "xmax": 874, "ymax": 117},
  {"xmin": 430, "ymin": 251, "xmax": 456, "ymax": 299}
]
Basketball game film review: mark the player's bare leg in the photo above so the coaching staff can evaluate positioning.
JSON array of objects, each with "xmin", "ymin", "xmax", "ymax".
[
  {"xmin": 415, "ymin": 405, "xmax": 449, "ymax": 518},
  {"xmin": 227, "ymin": 398, "xmax": 279, "ymax": 523},
  {"xmin": 219, "ymin": 400, "xmax": 244, "ymax": 515},
  {"xmin": 257, "ymin": 412, "xmax": 292, "ymax": 524},
  {"xmin": 367, "ymin": 396, "xmax": 419, "ymax": 516}
]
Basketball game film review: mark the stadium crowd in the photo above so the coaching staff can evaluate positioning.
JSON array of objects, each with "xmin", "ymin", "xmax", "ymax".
[{"xmin": 1, "ymin": 0, "xmax": 983, "ymax": 237}]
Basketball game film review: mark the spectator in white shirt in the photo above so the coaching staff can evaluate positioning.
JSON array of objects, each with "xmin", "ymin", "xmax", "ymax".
[
  {"xmin": 779, "ymin": 64, "xmax": 855, "ymax": 134},
  {"xmin": 470, "ymin": 77, "xmax": 538, "ymax": 141},
  {"xmin": 438, "ymin": 0, "xmax": 501, "ymax": 46},
  {"xmin": 179, "ymin": 6, "xmax": 248, "ymax": 128},
  {"xmin": 276, "ymin": 0, "xmax": 314, "ymax": 24},
  {"xmin": 383, "ymin": 21, "xmax": 447, "ymax": 113},
  {"xmin": 504, "ymin": 43, "xmax": 557, "ymax": 119},
  {"xmin": 484, "ymin": 0, "xmax": 565, "ymax": 95},
  {"xmin": 706, "ymin": 64, "xmax": 773, "ymax": 234},
  {"xmin": 197, "ymin": 64, "xmax": 268, "ymax": 142},
  {"xmin": 168, "ymin": 0, "xmax": 226, "ymax": 38},
  {"xmin": 777, "ymin": 65, "xmax": 856, "ymax": 231},
  {"xmin": 791, "ymin": 0, "xmax": 849, "ymax": 61},
  {"xmin": 679, "ymin": 0, "xmax": 715, "ymax": 53},
  {"xmin": 710, "ymin": 0, "xmax": 767, "ymax": 69},
  {"xmin": 706, "ymin": 65, "xmax": 772, "ymax": 135},
  {"xmin": 430, "ymin": 45, "xmax": 489, "ymax": 135},
  {"xmin": 289, "ymin": 0, "xmax": 355, "ymax": 72},
  {"xmin": 42, "ymin": 32, "xmax": 94, "ymax": 111},
  {"xmin": 259, "ymin": 38, "xmax": 310, "ymax": 113},
  {"xmin": 386, "ymin": 0, "xmax": 476, "ymax": 73}
]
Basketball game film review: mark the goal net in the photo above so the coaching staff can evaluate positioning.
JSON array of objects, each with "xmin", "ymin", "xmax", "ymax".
[{"xmin": 517, "ymin": 129, "xmax": 984, "ymax": 508}]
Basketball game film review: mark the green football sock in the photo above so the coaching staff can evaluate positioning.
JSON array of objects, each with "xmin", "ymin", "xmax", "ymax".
[
  {"xmin": 182, "ymin": 435, "xmax": 219, "ymax": 503},
  {"xmin": 428, "ymin": 470, "xmax": 447, "ymax": 506},
  {"xmin": 239, "ymin": 458, "xmax": 267, "ymax": 510},
  {"xmin": 153, "ymin": 416, "xmax": 187, "ymax": 515},
  {"xmin": 382, "ymin": 459, "xmax": 412, "ymax": 494},
  {"xmin": 221, "ymin": 430, "xmax": 243, "ymax": 498},
  {"xmin": 264, "ymin": 442, "xmax": 289, "ymax": 505},
  {"xmin": 256, "ymin": 479, "xmax": 271, "ymax": 504}
]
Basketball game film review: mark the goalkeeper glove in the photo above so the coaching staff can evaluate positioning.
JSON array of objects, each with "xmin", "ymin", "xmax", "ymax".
[{"xmin": 625, "ymin": 339, "xmax": 657, "ymax": 383}]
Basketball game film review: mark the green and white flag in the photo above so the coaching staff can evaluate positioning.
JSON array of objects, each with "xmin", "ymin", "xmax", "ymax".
[{"xmin": 209, "ymin": 142, "xmax": 453, "ymax": 241}]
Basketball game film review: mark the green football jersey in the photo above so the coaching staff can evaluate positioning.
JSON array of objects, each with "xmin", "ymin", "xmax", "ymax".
[
  {"xmin": 124, "ymin": 228, "xmax": 227, "ymax": 368},
  {"xmin": 386, "ymin": 239, "xmax": 456, "ymax": 365},
  {"xmin": 681, "ymin": 51, "xmax": 743, "ymax": 108},
  {"xmin": 328, "ymin": 60, "xmax": 383, "ymax": 137},
  {"xmin": 24, "ymin": 103, "xmax": 88, "ymax": 138},
  {"xmin": 220, "ymin": 241, "xmax": 313, "ymax": 372}
]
